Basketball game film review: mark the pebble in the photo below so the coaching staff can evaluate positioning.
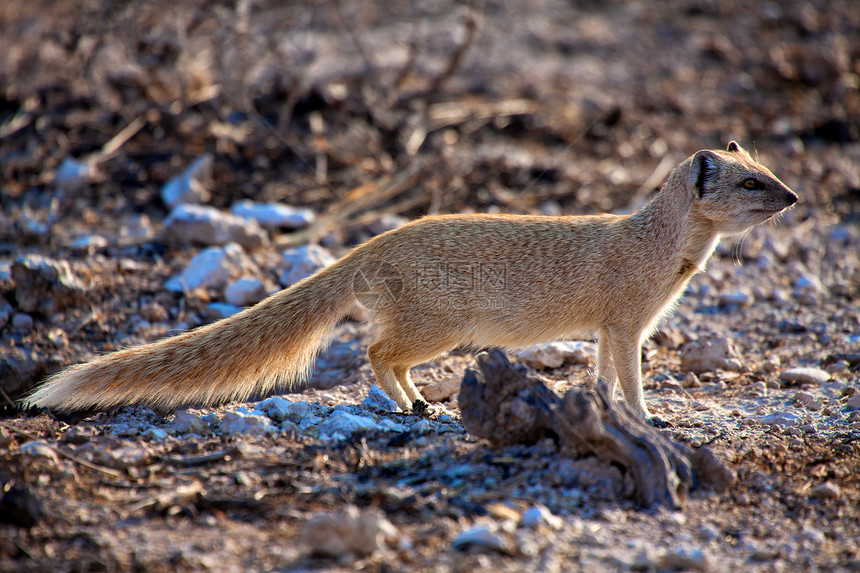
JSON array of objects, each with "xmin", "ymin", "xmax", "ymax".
[
  {"xmin": 142, "ymin": 428, "xmax": 168, "ymax": 441},
  {"xmin": 846, "ymin": 394, "xmax": 860, "ymax": 411},
  {"xmin": 521, "ymin": 505, "xmax": 564, "ymax": 530},
  {"xmin": 792, "ymin": 275, "xmax": 825, "ymax": 305},
  {"xmin": 230, "ymin": 200, "xmax": 316, "ymax": 230},
  {"xmin": 53, "ymin": 157, "xmax": 94, "ymax": 193},
  {"xmin": 794, "ymin": 391, "xmax": 823, "ymax": 410},
  {"xmin": 452, "ymin": 525, "xmax": 511, "ymax": 554},
  {"xmin": 0, "ymin": 298, "xmax": 12, "ymax": 329},
  {"xmin": 257, "ymin": 397, "xmax": 306, "ymax": 423},
  {"xmin": 718, "ymin": 291, "xmax": 751, "ymax": 308},
  {"xmin": 317, "ymin": 410, "xmax": 379, "ymax": 440},
  {"xmin": 19, "ymin": 441, "xmax": 59, "ymax": 463},
  {"xmin": 69, "ymin": 234, "xmax": 109, "ymax": 251},
  {"xmin": 361, "ymin": 385, "xmax": 400, "ymax": 412},
  {"xmin": 160, "ymin": 154, "xmax": 212, "ymax": 208},
  {"xmin": 165, "ymin": 243, "xmax": 248, "ymax": 292},
  {"xmin": 758, "ymin": 411, "xmax": 802, "ymax": 428},
  {"xmin": 172, "ymin": 411, "xmax": 206, "ymax": 434},
  {"xmin": 301, "ymin": 505, "xmax": 397, "ymax": 557},
  {"xmin": 809, "ymin": 481, "xmax": 841, "ymax": 501},
  {"xmin": 220, "ymin": 411, "xmax": 277, "ymax": 438},
  {"xmin": 420, "ymin": 378, "xmax": 460, "ymax": 402},
  {"xmin": 680, "ymin": 336, "xmax": 742, "ymax": 373},
  {"xmin": 206, "ymin": 302, "xmax": 243, "ymax": 318},
  {"xmin": 11, "ymin": 254, "xmax": 87, "ymax": 314},
  {"xmin": 279, "ymin": 244, "xmax": 336, "ymax": 287},
  {"xmin": 659, "ymin": 547, "xmax": 708, "ymax": 571},
  {"xmin": 162, "ymin": 204, "xmax": 269, "ymax": 249},
  {"xmin": 779, "ymin": 367, "xmax": 831, "ymax": 385},
  {"xmin": 224, "ymin": 278, "xmax": 268, "ymax": 307},
  {"xmin": 515, "ymin": 340, "xmax": 597, "ymax": 369},
  {"xmin": 11, "ymin": 313, "xmax": 34, "ymax": 333},
  {"xmin": 410, "ymin": 419, "xmax": 433, "ymax": 434}
]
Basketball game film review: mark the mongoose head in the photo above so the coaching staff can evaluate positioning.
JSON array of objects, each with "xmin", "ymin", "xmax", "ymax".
[{"xmin": 687, "ymin": 141, "xmax": 797, "ymax": 234}]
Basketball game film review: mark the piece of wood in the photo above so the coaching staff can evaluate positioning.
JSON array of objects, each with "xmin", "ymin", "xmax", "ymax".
[{"xmin": 459, "ymin": 350, "xmax": 735, "ymax": 509}]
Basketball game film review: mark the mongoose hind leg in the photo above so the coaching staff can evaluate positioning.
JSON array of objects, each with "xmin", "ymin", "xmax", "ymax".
[
  {"xmin": 392, "ymin": 365, "xmax": 424, "ymax": 404},
  {"xmin": 368, "ymin": 344, "xmax": 413, "ymax": 411}
]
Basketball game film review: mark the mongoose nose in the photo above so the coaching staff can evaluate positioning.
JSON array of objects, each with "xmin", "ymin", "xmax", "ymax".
[{"xmin": 785, "ymin": 190, "xmax": 798, "ymax": 205}]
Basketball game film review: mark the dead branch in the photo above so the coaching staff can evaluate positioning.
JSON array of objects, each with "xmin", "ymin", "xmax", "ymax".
[{"xmin": 459, "ymin": 350, "xmax": 735, "ymax": 509}]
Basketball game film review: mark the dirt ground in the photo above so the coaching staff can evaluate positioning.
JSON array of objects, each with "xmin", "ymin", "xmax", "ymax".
[{"xmin": 1, "ymin": 0, "xmax": 859, "ymax": 571}]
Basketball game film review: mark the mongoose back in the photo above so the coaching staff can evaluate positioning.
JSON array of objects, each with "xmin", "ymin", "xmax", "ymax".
[{"xmin": 27, "ymin": 141, "xmax": 797, "ymax": 420}]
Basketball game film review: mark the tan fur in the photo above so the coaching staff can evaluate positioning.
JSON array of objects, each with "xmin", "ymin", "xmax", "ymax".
[{"xmin": 26, "ymin": 142, "xmax": 796, "ymax": 418}]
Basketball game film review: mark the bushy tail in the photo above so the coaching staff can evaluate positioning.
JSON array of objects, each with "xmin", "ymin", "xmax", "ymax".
[{"xmin": 25, "ymin": 258, "xmax": 358, "ymax": 413}]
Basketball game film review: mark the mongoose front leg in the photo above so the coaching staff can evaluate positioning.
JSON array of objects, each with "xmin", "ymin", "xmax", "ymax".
[
  {"xmin": 604, "ymin": 328, "xmax": 651, "ymax": 419},
  {"xmin": 597, "ymin": 328, "xmax": 617, "ymax": 396},
  {"xmin": 393, "ymin": 365, "xmax": 425, "ymax": 404}
]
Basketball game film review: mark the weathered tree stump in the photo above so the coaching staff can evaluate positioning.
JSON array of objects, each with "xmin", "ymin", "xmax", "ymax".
[{"xmin": 459, "ymin": 350, "xmax": 735, "ymax": 509}]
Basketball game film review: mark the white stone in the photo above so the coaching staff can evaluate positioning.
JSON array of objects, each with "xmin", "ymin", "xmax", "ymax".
[
  {"xmin": 142, "ymin": 428, "xmax": 168, "ymax": 441},
  {"xmin": 53, "ymin": 157, "xmax": 94, "ymax": 193},
  {"xmin": 257, "ymin": 397, "xmax": 299, "ymax": 422},
  {"xmin": 452, "ymin": 525, "xmax": 509, "ymax": 553},
  {"xmin": 230, "ymin": 200, "xmax": 316, "ymax": 229},
  {"xmin": 301, "ymin": 505, "xmax": 397, "ymax": 557},
  {"xmin": 161, "ymin": 154, "xmax": 212, "ymax": 208},
  {"xmin": 758, "ymin": 411, "xmax": 802, "ymax": 428},
  {"xmin": 516, "ymin": 340, "xmax": 597, "ymax": 369},
  {"xmin": 362, "ymin": 385, "xmax": 401, "ymax": 412},
  {"xmin": 19, "ymin": 441, "xmax": 59, "ymax": 463},
  {"xmin": 318, "ymin": 410, "xmax": 379, "ymax": 439},
  {"xmin": 410, "ymin": 419, "xmax": 433, "ymax": 434},
  {"xmin": 163, "ymin": 204, "xmax": 269, "ymax": 249},
  {"xmin": 165, "ymin": 243, "xmax": 247, "ymax": 292},
  {"xmin": 780, "ymin": 367, "xmax": 831, "ymax": 385},
  {"xmin": 220, "ymin": 411, "xmax": 276, "ymax": 438},
  {"xmin": 521, "ymin": 505, "xmax": 563, "ymax": 530},
  {"xmin": 279, "ymin": 244, "xmax": 336, "ymax": 286},
  {"xmin": 224, "ymin": 278, "xmax": 267, "ymax": 307},
  {"xmin": 680, "ymin": 336, "xmax": 742, "ymax": 373},
  {"xmin": 172, "ymin": 411, "xmax": 206, "ymax": 434}
]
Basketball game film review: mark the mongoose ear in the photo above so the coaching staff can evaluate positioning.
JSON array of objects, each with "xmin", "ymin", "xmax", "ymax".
[
  {"xmin": 689, "ymin": 151, "xmax": 718, "ymax": 197},
  {"xmin": 726, "ymin": 141, "xmax": 742, "ymax": 153}
]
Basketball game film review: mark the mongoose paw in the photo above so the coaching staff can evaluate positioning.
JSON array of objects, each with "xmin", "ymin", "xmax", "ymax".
[
  {"xmin": 410, "ymin": 399, "xmax": 439, "ymax": 418},
  {"xmin": 647, "ymin": 415, "xmax": 671, "ymax": 428}
]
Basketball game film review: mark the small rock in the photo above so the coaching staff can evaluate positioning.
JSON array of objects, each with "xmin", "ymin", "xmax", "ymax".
[
  {"xmin": 794, "ymin": 391, "xmax": 822, "ymax": 410},
  {"xmin": 53, "ymin": 157, "xmax": 95, "ymax": 193},
  {"xmin": 257, "ymin": 397, "xmax": 296, "ymax": 422},
  {"xmin": 230, "ymin": 200, "xmax": 316, "ymax": 230},
  {"xmin": 410, "ymin": 419, "xmax": 433, "ymax": 434},
  {"xmin": 220, "ymin": 411, "xmax": 276, "ymax": 438},
  {"xmin": 172, "ymin": 411, "xmax": 206, "ymax": 434},
  {"xmin": 162, "ymin": 204, "xmax": 269, "ymax": 249},
  {"xmin": 452, "ymin": 525, "xmax": 511, "ymax": 554},
  {"xmin": 521, "ymin": 505, "xmax": 563, "ymax": 530},
  {"xmin": 367, "ymin": 214, "xmax": 409, "ymax": 236},
  {"xmin": 279, "ymin": 244, "xmax": 336, "ymax": 287},
  {"xmin": 758, "ymin": 411, "xmax": 802, "ymax": 428},
  {"xmin": 47, "ymin": 328, "xmax": 69, "ymax": 349},
  {"xmin": 201, "ymin": 413, "xmax": 220, "ymax": 427},
  {"xmin": 12, "ymin": 254, "xmax": 86, "ymax": 314},
  {"xmin": 792, "ymin": 275, "xmax": 825, "ymax": 305},
  {"xmin": 301, "ymin": 505, "xmax": 397, "ymax": 557},
  {"xmin": 718, "ymin": 291, "xmax": 751, "ymax": 308},
  {"xmin": 659, "ymin": 547, "xmax": 708, "ymax": 571},
  {"xmin": 142, "ymin": 427, "xmax": 168, "ymax": 441},
  {"xmin": 0, "ymin": 298, "xmax": 12, "ymax": 329},
  {"xmin": 165, "ymin": 243, "xmax": 248, "ymax": 293},
  {"xmin": 161, "ymin": 154, "xmax": 212, "ymax": 208},
  {"xmin": 516, "ymin": 340, "xmax": 597, "ymax": 369},
  {"xmin": 809, "ymin": 481, "xmax": 841, "ymax": 501},
  {"xmin": 361, "ymin": 385, "xmax": 400, "ymax": 412},
  {"xmin": 224, "ymin": 278, "xmax": 268, "ymax": 307},
  {"xmin": 18, "ymin": 441, "xmax": 59, "ymax": 463},
  {"xmin": 11, "ymin": 313, "xmax": 34, "ymax": 333},
  {"xmin": 318, "ymin": 410, "xmax": 379, "ymax": 440},
  {"xmin": 846, "ymin": 394, "xmax": 860, "ymax": 411},
  {"xmin": 206, "ymin": 302, "xmax": 242, "ymax": 318},
  {"xmin": 780, "ymin": 367, "xmax": 831, "ymax": 385},
  {"xmin": 69, "ymin": 234, "xmax": 108, "ymax": 251},
  {"xmin": 680, "ymin": 336, "xmax": 742, "ymax": 373},
  {"xmin": 421, "ymin": 378, "xmax": 460, "ymax": 402}
]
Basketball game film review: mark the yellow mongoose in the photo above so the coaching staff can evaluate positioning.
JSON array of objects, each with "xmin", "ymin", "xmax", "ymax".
[{"xmin": 27, "ymin": 142, "xmax": 796, "ymax": 420}]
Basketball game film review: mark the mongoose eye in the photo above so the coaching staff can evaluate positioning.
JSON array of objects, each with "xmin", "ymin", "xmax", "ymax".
[{"xmin": 742, "ymin": 178, "xmax": 761, "ymax": 190}]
